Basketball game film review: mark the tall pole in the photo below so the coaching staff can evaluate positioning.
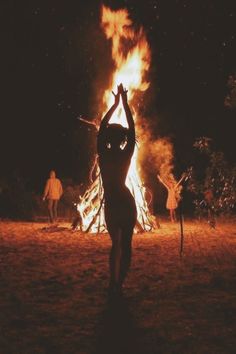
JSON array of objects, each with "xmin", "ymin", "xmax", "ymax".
[{"xmin": 179, "ymin": 198, "xmax": 184, "ymax": 257}]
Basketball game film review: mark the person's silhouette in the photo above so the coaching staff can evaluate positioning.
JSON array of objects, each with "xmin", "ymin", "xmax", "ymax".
[
  {"xmin": 97, "ymin": 84, "xmax": 137, "ymax": 296},
  {"xmin": 157, "ymin": 174, "xmax": 185, "ymax": 222},
  {"xmin": 43, "ymin": 170, "xmax": 63, "ymax": 224}
]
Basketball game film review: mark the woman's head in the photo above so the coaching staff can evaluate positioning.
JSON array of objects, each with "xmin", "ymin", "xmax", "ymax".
[
  {"xmin": 104, "ymin": 124, "xmax": 128, "ymax": 151},
  {"xmin": 166, "ymin": 174, "xmax": 176, "ymax": 188}
]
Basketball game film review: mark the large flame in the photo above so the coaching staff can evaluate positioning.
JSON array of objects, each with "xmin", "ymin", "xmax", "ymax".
[
  {"xmin": 102, "ymin": 5, "xmax": 150, "ymax": 125},
  {"xmin": 76, "ymin": 5, "xmax": 155, "ymax": 232}
]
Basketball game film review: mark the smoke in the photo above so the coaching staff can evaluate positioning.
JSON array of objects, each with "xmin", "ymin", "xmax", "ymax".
[{"xmin": 138, "ymin": 127, "xmax": 175, "ymax": 183}]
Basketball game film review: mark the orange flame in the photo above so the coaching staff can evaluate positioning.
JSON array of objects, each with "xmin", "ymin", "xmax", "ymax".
[
  {"xmin": 101, "ymin": 5, "xmax": 152, "ymax": 228},
  {"xmin": 76, "ymin": 5, "xmax": 155, "ymax": 232},
  {"xmin": 101, "ymin": 5, "xmax": 150, "ymax": 125}
]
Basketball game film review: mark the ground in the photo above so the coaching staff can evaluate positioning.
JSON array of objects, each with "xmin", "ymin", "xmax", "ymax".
[{"xmin": 0, "ymin": 219, "xmax": 236, "ymax": 354}]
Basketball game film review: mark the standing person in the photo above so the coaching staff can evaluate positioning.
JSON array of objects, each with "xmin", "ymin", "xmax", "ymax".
[
  {"xmin": 43, "ymin": 170, "xmax": 63, "ymax": 224},
  {"xmin": 204, "ymin": 188, "xmax": 216, "ymax": 228},
  {"xmin": 157, "ymin": 174, "xmax": 185, "ymax": 222},
  {"xmin": 97, "ymin": 84, "xmax": 137, "ymax": 297}
]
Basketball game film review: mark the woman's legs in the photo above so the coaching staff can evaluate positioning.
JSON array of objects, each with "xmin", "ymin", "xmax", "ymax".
[
  {"xmin": 170, "ymin": 209, "xmax": 176, "ymax": 222},
  {"xmin": 109, "ymin": 228, "xmax": 122, "ymax": 292},
  {"xmin": 108, "ymin": 225, "xmax": 134, "ymax": 294},
  {"xmin": 106, "ymin": 190, "xmax": 136, "ymax": 295},
  {"xmin": 173, "ymin": 209, "xmax": 176, "ymax": 221},
  {"xmin": 119, "ymin": 227, "xmax": 133, "ymax": 288}
]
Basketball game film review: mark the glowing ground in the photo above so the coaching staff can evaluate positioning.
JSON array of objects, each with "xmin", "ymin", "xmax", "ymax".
[{"xmin": 0, "ymin": 220, "xmax": 235, "ymax": 354}]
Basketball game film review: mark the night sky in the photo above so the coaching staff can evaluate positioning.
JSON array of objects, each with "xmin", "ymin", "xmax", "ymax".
[{"xmin": 1, "ymin": 0, "xmax": 236, "ymax": 192}]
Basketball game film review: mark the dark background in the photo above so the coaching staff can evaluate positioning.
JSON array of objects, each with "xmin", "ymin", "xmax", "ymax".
[{"xmin": 1, "ymin": 0, "xmax": 236, "ymax": 195}]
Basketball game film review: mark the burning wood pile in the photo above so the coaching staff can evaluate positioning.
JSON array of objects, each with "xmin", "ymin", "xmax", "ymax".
[{"xmin": 75, "ymin": 5, "xmax": 157, "ymax": 233}]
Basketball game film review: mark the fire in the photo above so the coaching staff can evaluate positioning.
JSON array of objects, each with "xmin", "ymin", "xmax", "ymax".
[
  {"xmin": 102, "ymin": 4, "xmax": 150, "ymax": 125},
  {"xmin": 76, "ymin": 5, "xmax": 156, "ymax": 232}
]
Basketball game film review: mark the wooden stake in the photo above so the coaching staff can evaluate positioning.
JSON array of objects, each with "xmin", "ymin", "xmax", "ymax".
[{"xmin": 179, "ymin": 199, "xmax": 184, "ymax": 257}]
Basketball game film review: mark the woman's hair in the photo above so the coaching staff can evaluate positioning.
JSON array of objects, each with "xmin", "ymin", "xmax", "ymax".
[{"xmin": 103, "ymin": 124, "xmax": 129, "ymax": 144}]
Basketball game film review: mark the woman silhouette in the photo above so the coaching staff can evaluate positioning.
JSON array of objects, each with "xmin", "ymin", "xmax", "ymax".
[
  {"xmin": 157, "ymin": 174, "xmax": 185, "ymax": 222},
  {"xmin": 97, "ymin": 84, "xmax": 137, "ymax": 296}
]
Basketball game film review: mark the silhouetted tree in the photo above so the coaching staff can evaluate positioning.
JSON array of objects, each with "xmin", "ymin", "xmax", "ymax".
[
  {"xmin": 187, "ymin": 137, "xmax": 236, "ymax": 222},
  {"xmin": 224, "ymin": 74, "xmax": 236, "ymax": 109}
]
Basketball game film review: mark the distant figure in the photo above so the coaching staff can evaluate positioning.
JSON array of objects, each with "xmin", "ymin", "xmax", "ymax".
[
  {"xmin": 71, "ymin": 210, "xmax": 83, "ymax": 231},
  {"xmin": 204, "ymin": 188, "xmax": 216, "ymax": 228},
  {"xmin": 97, "ymin": 84, "xmax": 137, "ymax": 297},
  {"xmin": 157, "ymin": 174, "xmax": 185, "ymax": 222},
  {"xmin": 43, "ymin": 170, "xmax": 63, "ymax": 224}
]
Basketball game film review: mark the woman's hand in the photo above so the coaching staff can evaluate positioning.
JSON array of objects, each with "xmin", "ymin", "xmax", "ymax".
[
  {"xmin": 181, "ymin": 172, "xmax": 188, "ymax": 182},
  {"xmin": 119, "ymin": 84, "xmax": 128, "ymax": 104},
  {"xmin": 112, "ymin": 86, "xmax": 120, "ymax": 106}
]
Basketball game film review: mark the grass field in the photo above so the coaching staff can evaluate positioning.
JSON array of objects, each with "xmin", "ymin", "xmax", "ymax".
[{"xmin": 0, "ymin": 219, "xmax": 236, "ymax": 354}]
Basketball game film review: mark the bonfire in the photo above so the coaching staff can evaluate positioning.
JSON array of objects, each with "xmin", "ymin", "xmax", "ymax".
[{"xmin": 76, "ymin": 5, "xmax": 156, "ymax": 233}]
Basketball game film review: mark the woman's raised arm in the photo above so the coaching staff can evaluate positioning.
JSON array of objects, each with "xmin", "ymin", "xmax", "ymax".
[
  {"xmin": 99, "ymin": 88, "xmax": 120, "ymax": 132},
  {"xmin": 175, "ymin": 173, "xmax": 186, "ymax": 189},
  {"xmin": 157, "ymin": 174, "xmax": 169, "ymax": 190},
  {"xmin": 120, "ymin": 84, "xmax": 135, "ymax": 153}
]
